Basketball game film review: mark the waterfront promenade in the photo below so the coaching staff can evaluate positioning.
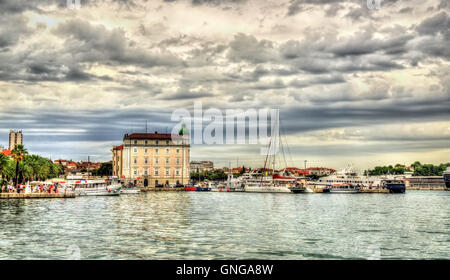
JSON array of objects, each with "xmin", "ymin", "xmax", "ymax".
[{"xmin": 0, "ymin": 193, "xmax": 75, "ymax": 199}]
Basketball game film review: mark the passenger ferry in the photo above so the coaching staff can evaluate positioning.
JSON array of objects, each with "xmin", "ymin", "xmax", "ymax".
[
  {"xmin": 327, "ymin": 183, "xmax": 359, "ymax": 193},
  {"xmin": 65, "ymin": 176, "xmax": 121, "ymax": 196},
  {"xmin": 315, "ymin": 167, "xmax": 406, "ymax": 193},
  {"xmin": 444, "ymin": 167, "xmax": 450, "ymax": 190}
]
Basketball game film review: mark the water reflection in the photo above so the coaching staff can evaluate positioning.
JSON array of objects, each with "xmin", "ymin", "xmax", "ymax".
[{"xmin": 0, "ymin": 191, "xmax": 449, "ymax": 259}]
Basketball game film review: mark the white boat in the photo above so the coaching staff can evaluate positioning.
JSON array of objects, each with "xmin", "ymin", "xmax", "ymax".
[
  {"xmin": 243, "ymin": 173, "xmax": 295, "ymax": 193},
  {"xmin": 65, "ymin": 176, "xmax": 121, "ymax": 196},
  {"xmin": 316, "ymin": 165, "xmax": 406, "ymax": 193},
  {"xmin": 328, "ymin": 183, "xmax": 359, "ymax": 194}
]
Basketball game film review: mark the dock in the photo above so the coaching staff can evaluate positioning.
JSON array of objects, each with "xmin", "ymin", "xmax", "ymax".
[
  {"xmin": 0, "ymin": 193, "xmax": 76, "ymax": 199},
  {"xmin": 140, "ymin": 187, "xmax": 184, "ymax": 192},
  {"xmin": 358, "ymin": 188, "xmax": 390, "ymax": 193}
]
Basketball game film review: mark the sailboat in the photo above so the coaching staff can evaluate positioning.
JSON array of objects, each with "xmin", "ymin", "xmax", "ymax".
[{"xmin": 243, "ymin": 110, "xmax": 306, "ymax": 193}]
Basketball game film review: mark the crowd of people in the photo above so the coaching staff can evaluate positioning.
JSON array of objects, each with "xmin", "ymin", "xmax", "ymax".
[{"xmin": 0, "ymin": 183, "xmax": 62, "ymax": 194}]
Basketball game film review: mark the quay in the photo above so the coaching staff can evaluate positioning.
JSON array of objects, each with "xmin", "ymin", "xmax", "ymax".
[
  {"xmin": 140, "ymin": 187, "xmax": 184, "ymax": 192},
  {"xmin": 406, "ymin": 186, "xmax": 446, "ymax": 191},
  {"xmin": 358, "ymin": 188, "xmax": 389, "ymax": 193},
  {"xmin": 0, "ymin": 193, "xmax": 75, "ymax": 199}
]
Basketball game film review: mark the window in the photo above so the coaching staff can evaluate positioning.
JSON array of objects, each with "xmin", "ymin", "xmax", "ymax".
[
  {"xmin": 134, "ymin": 140, "xmax": 137, "ymax": 144},
  {"xmin": 176, "ymin": 149, "xmax": 180, "ymax": 154},
  {"xmin": 144, "ymin": 169, "xmax": 148, "ymax": 175},
  {"xmin": 144, "ymin": 158, "xmax": 148, "ymax": 164},
  {"xmin": 166, "ymin": 158, "xmax": 169, "ymax": 164},
  {"xmin": 134, "ymin": 169, "xmax": 137, "ymax": 175},
  {"xmin": 134, "ymin": 148, "xmax": 137, "ymax": 153},
  {"xmin": 176, "ymin": 158, "xmax": 180, "ymax": 164},
  {"xmin": 165, "ymin": 169, "xmax": 169, "ymax": 176},
  {"xmin": 156, "ymin": 140, "xmax": 159, "ymax": 145},
  {"xmin": 166, "ymin": 140, "xmax": 169, "ymax": 145},
  {"xmin": 166, "ymin": 148, "xmax": 169, "ymax": 154},
  {"xmin": 155, "ymin": 148, "xmax": 158, "ymax": 154},
  {"xmin": 155, "ymin": 158, "xmax": 159, "ymax": 164},
  {"xmin": 176, "ymin": 169, "xmax": 180, "ymax": 176},
  {"xmin": 133, "ymin": 158, "xmax": 137, "ymax": 164},
  {"xmin": 154, "ymin": 169, "xmax": 159, "ymax": 176},
  {"xmin": 144, "ymin": 148, "xmax": 148, "ymax": 154},
  {"xmin": 145, "ymin": 140, "xmax": 148, "ymax": 145}
]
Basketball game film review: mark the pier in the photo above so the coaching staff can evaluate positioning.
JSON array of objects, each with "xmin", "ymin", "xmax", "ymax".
[
  {"xmin": 0, "ymin": 193, "xmax": 76, "ymax": 199},
  {"xmin": 140, "ymin": 187, "xmax": 184, "ymax": 192}
]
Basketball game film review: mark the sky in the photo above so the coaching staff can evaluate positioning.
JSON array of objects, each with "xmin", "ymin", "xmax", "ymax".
[{"xmin": 0, "ymin": 0, "xmax": 449, "ymax": 171}]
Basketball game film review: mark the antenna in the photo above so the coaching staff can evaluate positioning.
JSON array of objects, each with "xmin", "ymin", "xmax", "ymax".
[{"xmin": 145, "ymin": 120, "xmax": 148, "ymax": 133}]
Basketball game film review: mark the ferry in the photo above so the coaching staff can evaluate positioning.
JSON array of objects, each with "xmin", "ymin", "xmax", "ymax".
[
  {"xmin": 65, "ymin": 176, "xmax": 121, "ymax": 196},
  {"xmin": 327, "ymin": 183, "xmax": 359, "ymax": 194},
  {"xmin": 315, "ymin": 167, "xmax": 406, "ymax": 193},
  {"xmin": 444, "ymin": 167, "xmax": 450, "ymax": 190}
]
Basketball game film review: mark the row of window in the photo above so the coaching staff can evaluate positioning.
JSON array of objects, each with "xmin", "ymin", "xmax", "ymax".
[
  {"xmin": 133, "ymin": 168, "xmax": 184, "ymax": 176},
  {"xmin": 132, "ymin": 157, "xmax": 185, "ymax": 165},
  {"xmin": 132, "ymin": 148, "xmax": 188, "ymax": 154}
]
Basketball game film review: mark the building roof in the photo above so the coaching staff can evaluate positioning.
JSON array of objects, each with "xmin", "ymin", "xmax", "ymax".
[
  {"xmin": 124, "ymin": 132, "xmax": 175, "ymax": 140},
  {"xmin": 114, "ymin": 145, "xmax": 124, "ymax": 150}
]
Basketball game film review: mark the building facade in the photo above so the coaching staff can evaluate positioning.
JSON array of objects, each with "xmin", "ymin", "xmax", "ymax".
[
  {"xmin": 9, "ymin": 130, "xmax": 23, "ymax": 150},
  {"xmin": 113, "ymin": 132, "xmax": 190, "ymax": 187},
  {"xmin": 112, "ymin": 145, "xmax": 123, "ymax": 177},
  {"xmin": 190, "ymin": 161, "xmax": 214, "ymax": 172}
]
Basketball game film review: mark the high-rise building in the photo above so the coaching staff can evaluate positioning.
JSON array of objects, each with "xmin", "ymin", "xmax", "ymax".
[
  {"xmin": 113, "ymin": 131, "xmax": 190, "ymax": 187},
  {"xmin": 9, "ymin": 130, "xmax": 23, "ymax": 150}
]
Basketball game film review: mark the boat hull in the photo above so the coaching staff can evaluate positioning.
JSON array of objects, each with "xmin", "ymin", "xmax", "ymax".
[
  {"xmin": 444, "ymin": 173, "xmax": 450, "ymax": 190},
  {"xmin": 385, "ymin": 183, "xmax": 406, "ymax": 193},
  {"xmin": 329, "ymin": 189, "xmax": 359, "ymax": 194},
  {"xmin": 120, "ymin": 188, "xmax": 141, "ymax": 194},
  {"xmin": 75, "ymin": 186, "xmax": 121, "ymax": 196},
  {"xmin": 289, "ymin": 187, "xmax": 307, "ymax": 193},
  {"xmin": 244, "ymin": 186, "xmax": 292, "ymax": 193}
]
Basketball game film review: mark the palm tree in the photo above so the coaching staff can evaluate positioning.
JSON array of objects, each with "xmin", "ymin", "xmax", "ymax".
[
  {"xmin": 0, "ymin": 153, "xmax": 10, "ymax": 186},
  {"xmin": 11, "ymin": 145, "xmax": 28, "ymax": 187}
]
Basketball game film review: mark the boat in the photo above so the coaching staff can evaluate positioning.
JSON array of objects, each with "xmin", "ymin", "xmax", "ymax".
[
  {"xmin": 184, "ymin": 183, "xmax": 211, "ymax": 192},
  {"xmin": 243, "ymin": 110, "xmax": 302, "ymax": 194},
  {"xmin": 316, "ymin": 166, "xmax": 406, "ymax": 193},
  {"xmin": 328, "ymin": 183, "xmax": 359, "ymax": 193},
  {"xmin": 65, "ymin": 176, "xmax": 121, "ymax": 196},
  {"xmin": 382, "ymin": 178, "xmax": 406, "ymax": 193},
  {"xmin": 444, "ymin": 167, "xmax": 450, "ymax": 190},
  {"xmin": 244, "ymin": 172, "xmax": 296, "ymax": 193}
]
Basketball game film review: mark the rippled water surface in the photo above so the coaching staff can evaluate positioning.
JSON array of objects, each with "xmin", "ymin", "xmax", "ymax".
[{"xmin": 0, "ymin": 191, "xmax": 449, "ymax": 259}]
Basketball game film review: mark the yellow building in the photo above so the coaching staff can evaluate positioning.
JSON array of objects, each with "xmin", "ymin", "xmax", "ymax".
[
  {"xmin": 9, "ymin": 130, "xmax": 23, "ymax": 150},
  {"xmin": 112, "ymin": 132, "xmax": 190, "ymax": 187}
]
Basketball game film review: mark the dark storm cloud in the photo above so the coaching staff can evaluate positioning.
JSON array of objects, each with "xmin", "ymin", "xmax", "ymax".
[{"xmin": 54, "ymin": 19, "xmax": 185, "ymax": 68}]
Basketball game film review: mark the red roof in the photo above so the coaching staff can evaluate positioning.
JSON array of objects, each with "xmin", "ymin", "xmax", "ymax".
[
  {"xmin": 124, "ymin": 132, "xmax": 177, "ymax": 140},
  {"xmin": 1, "ymin": 149, "xmax": 11, "ymax": 156},
  {"xmin": 115, "ymin": 145, "xmax": 124, "ymax": 150}
]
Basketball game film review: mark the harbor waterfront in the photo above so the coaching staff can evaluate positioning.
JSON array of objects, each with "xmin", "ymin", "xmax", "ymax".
[{"xmin": 0, "ymin": 191, "xmax": 448, "ymax": 260}]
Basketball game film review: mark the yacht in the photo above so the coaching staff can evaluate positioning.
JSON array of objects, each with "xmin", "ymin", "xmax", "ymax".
[
  {"xmin": 65, "ymin": 176, "xmax": 121, "ymax": 196},
  {"xmin": 316, "ymin": 167, "xmax": 406, "ymax": 193},
  {"xmin": 243, "ymin": 172, "xmax": 296, "ymax": 193},
  {"xmin": 444, "ymin": 167, "xmax": 450, "ymax": 190}
]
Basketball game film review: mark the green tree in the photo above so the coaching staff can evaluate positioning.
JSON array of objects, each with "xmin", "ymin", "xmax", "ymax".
[{"xmin": 11, "ymin": 145, "xmax": 28, "ymax": 186}]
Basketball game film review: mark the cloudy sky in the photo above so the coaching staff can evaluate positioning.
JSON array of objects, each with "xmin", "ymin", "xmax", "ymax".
[{"xmin": 0, "ymin": 0, "xmax": 449, "ymax": 170}]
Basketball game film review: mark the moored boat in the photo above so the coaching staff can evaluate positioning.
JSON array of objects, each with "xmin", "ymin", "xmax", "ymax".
[
  {"xmin": 65, "ymin": 176, "xmax": 121, "ymax": 196},
  {"xmin": 328, "ymin": 183, "xmax": 359, "ymax": 193},
  {"xmin": 444, "ymin": 167, "xmax": 450, "ymax": 190}
]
